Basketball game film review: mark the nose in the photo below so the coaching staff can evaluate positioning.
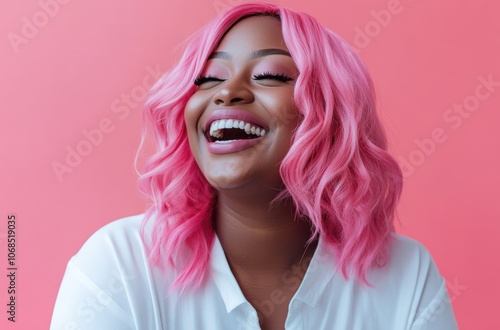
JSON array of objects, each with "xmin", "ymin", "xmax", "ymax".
[{"xmin": 212, "ymin": 74, "xmax": 255, "ymax": 105}]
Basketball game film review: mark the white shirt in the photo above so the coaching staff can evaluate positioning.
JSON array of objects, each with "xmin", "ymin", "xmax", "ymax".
[{"xmin": 51, "ymin": 213, "xmax": 458, "ymax": 329}]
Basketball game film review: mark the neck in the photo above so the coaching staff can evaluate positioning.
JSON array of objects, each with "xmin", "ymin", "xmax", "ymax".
[{"xmin": 214, "ymin": 190, "xmax": 317, "ymax": 287}]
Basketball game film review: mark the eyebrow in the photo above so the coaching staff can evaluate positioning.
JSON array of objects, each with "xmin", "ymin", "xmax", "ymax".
[{"xmin": 208, "ymin": 48, "xmax": 292, "ymax": 60}]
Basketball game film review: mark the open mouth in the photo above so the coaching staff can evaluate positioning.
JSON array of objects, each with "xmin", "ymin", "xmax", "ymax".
[{"xmin": 206, "ymin": 119, "xmax": 268, "ymax": 143}]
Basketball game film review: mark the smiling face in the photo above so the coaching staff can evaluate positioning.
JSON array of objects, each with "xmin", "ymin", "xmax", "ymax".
[{"xmin": 184, "ymin": 15, "xmax": 299, "ymax": 192}]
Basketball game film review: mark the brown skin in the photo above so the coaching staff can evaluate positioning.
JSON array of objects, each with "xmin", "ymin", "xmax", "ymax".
[{"xmin": 184, "ymin": 16, "xmax": 317, "ymax": 329}]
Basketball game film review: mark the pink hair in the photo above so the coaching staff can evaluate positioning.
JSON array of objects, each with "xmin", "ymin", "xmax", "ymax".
[{"xmin": 136, "ymin": 2, "xmax": 403, "ymax": 292}]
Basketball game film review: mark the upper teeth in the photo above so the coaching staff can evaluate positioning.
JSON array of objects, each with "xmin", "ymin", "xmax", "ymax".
[{"xmin": 209, "ymin": 119, "xmax": 267, "ymax": 138}]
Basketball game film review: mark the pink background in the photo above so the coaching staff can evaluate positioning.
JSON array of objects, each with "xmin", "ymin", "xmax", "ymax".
[{"xmin": 1, "ymin": 0, "xmax": 499, "ymax": 328}]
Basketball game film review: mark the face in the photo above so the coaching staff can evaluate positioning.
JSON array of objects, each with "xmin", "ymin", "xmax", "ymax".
[{"xmin": 184, "ymin": 15, "xmax": 299, "ymax": 192}]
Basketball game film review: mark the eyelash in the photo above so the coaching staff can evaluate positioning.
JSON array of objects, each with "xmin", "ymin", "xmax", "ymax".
[
  {"xmin": 255, "ymin": 72, "xmax": 294, "ymax": 82},
  {"xmin": 193, "ymin": 75, "xmax": 221, "ymax": 86},
  {"xmin": 193, "ymin": 71, "xmax": 294, "ymax": 86}
]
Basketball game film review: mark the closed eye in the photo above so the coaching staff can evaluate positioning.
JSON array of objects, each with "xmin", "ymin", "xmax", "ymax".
[
  {"xmin": 194, "ymin": 75, "xmax": 224, "ymax": 86},
  {"xmin": 253, "ymin": 71, "xmax": 294, "ymax": 82},
  {"xmin": 194, "ymin": 72, "xmax": 294, "ymax": 86}
]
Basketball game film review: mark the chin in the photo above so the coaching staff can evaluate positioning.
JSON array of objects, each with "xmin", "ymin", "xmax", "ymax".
[{"xmin": 204, "ymin": 169, "xmax": 253, "ymax": 191}]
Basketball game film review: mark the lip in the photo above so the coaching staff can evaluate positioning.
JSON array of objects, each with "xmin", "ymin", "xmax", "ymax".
[
  {"xmin": 206, "ymin": 138, "xmax": 264, "ymax": 154},
  {"xmin": 203, "ymin": 108, "xmax": 268, "ymax": 133}
]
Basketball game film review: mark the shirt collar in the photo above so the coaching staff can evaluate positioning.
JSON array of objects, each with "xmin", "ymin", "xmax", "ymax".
[
  {"xmin": 292, "ymin": 235, "xmax": 337, "ymax": 307},
  {"xmin": 209, "ymin": 234, "xmax": 337, "ymax": 312},
  {"xmin": 210, "ymin": 234, "xmax": 248, "ymax": 313}
]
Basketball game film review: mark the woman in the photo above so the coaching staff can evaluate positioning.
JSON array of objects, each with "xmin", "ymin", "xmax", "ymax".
[{"xmin": 51, "ymin": 2, "xmax": 458, "ymax": 329}]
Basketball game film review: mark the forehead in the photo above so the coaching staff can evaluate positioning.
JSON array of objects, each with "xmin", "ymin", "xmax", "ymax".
[{"xmin": 215, "ymin": 15, "xmax": 288, "ymax": 53}]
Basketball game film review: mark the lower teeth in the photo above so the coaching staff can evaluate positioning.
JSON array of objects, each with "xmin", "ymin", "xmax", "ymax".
[
  {"xmin": 212, "ymin": 135, "xmax": 263, "ymax": 143},
  {"xmin": 214, "ymin": 139, "xmax": 237, "ymax": 144}
]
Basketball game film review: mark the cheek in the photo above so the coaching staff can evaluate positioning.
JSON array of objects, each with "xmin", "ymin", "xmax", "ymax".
[
  {"xmin": 184, "ymin": 94, "xmax": 209, "ymax": 162},
  {"xmin": 184, "ymin": 93, "xmax": 206, "ymax": 128},
  {"xmin": 260, "ymin": 89, "xmax": 297, "ymax": 129}
]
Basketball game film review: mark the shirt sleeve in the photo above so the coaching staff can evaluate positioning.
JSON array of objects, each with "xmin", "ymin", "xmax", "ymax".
[
  {"xmin": 50, "ymin": 217, "xmax": 148, "ymax": 330},
  {"xmin": 404, "ymin": 240, "xmax": 459, "ymax": 330},
  {"xmin": 410, "ymin": 279, "xmax": 459, "ymax": 330},
  {"xmin": 51, "ymin": 215, "xmax": 168, "ymax": 330},
  {"xmin": 50, "ymin": 258, "xmax": 136, "ymax": 330}
]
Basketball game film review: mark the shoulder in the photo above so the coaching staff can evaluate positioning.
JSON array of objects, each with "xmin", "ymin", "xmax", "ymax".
[
  {"xmin": 367, "ymin": 233, "xmax": 458, "ymax": 327},
  {"xmin": 372, "ymin": 233, "xmax": 442, "ymax": 286},
  {"xmin": 70, "ymin": 213, "xmax": 150, "ymax": 275},
  {"xmin": 349, "ymin": 233, "xmax": 458, "ymax": 328},
  {"xmin": 80, "ymin": 213, "xmax": 145, "ymax": 243},
  {"xmin": 52, "ymin": 214, "xmax": 168, "ymax": 329},
  {"xmin": 387, "ymin": 234, "xmax": 459, "ymax": 328},
  {"xmin": 388, "ymin": 233, "xmax": 435, "ymax": 268},
  {"xmin": 63, "ymin": 212, "xmax": 162, "ymax": 304},
  {"xmin": 365, "ymin": 233, "xmax": 446, "ymax": 309}
]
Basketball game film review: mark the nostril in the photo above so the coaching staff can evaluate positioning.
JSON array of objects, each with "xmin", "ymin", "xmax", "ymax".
[
  {"xmin": 212, "ymin": 83, "xmax": 255, "ymax": 105},
  {"xmin": 214, "ymin": 97, "xmax": 245, "ymax": 105}
]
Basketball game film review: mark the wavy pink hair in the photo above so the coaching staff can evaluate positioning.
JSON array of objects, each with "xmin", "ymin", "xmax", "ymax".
[{"xmin": 136, "ymin": 2, "xmax": 403, "ymax": 293}]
